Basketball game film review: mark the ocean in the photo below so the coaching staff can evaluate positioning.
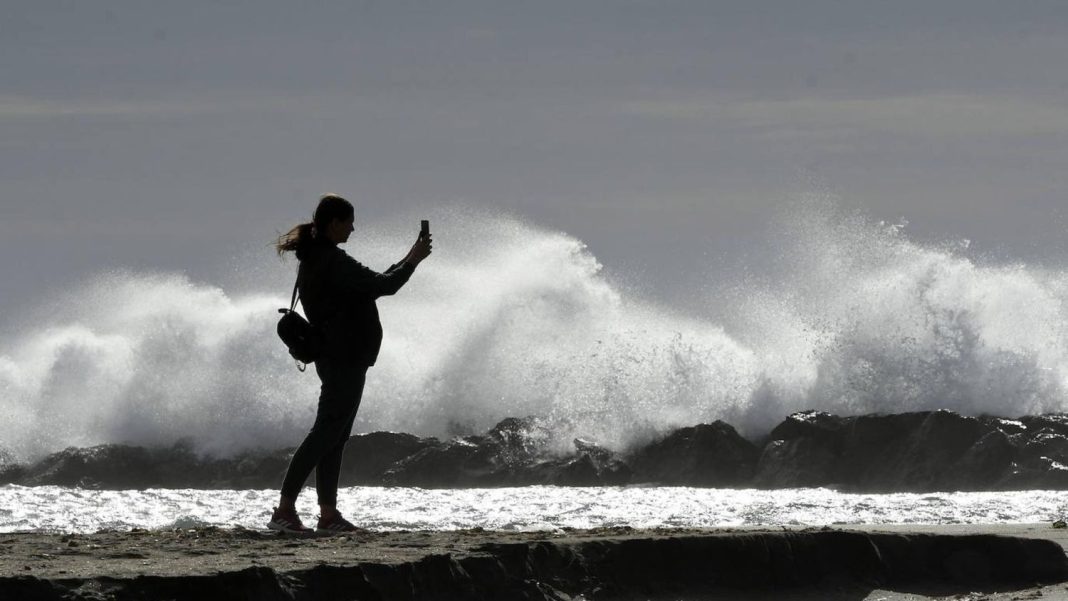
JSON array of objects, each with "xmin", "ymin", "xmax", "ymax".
[{"xmin": 3, "ymin": 485, "xmax": 1066, "ymax": 534}]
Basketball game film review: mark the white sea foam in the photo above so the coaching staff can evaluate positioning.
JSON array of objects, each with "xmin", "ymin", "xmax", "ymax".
[
  {"xmin": 2, "ymin": 485, "xmax": 1066, "ymax": 534},
  {"xmin": 1, "ymin": 202, "xmax": 1067, "ymax": 461}
]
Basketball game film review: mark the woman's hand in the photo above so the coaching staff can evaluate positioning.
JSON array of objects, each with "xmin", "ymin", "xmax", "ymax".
[{"xmin": 406, "ymin": 234, "xmax": 433, "ymax": 265}]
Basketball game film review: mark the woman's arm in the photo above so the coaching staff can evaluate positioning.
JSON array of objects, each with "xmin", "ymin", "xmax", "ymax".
[
  {"xmin": 332, "ymin": 234, "xmax": 432, "ymax": 299},
  {"xmin": 333, "ymin": 254, "xmax": 415, "ymax": 299}
]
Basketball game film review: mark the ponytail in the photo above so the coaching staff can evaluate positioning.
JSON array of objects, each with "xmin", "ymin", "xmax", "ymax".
[
  {"xmin": 275, "ymin": 222, "xmax": 315, "ymax": 257},
  {"xmin": 275, "ymin": 193, "xmax": 355, "ymax": 258}
]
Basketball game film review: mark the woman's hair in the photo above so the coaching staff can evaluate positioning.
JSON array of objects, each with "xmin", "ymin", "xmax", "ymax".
[{"xmin": 275, "ymin": 194, "xmax": 355, "ymax": 257}]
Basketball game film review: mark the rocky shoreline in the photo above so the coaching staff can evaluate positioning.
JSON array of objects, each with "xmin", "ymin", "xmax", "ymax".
[
  {"xmin": 3, "ymin": 410, "xmax": 1067, "ymax": 491},
  {"xmin": 3, "ymin": 526, "xmax": 1068, "ymax": 600}
]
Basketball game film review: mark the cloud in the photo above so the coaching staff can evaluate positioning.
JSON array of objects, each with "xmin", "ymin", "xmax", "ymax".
[{"xmin": 623, "ymin": 94, "xmax": 1068, "ymax": 137}]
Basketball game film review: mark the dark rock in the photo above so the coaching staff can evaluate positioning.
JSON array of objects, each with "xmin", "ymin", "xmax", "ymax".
[
  {"xmin": 753, "ymin": 411, "xmax": 846, "ymax": 488},
  {"xmin": 383, "ymin": 417, "xmax": 594, "ymax": 487},
  {"xmin": 993, "ymin": 415, "xmax": 1068, "ymax": 490},
  {"xmin": 999, "ymin": 456, "xmax": 1068, "ymax": 490},
  {"xmin": 754, "ymin": 437, "xmax": 839, "ymax": 488},
  {"xmin": 566, "ymin": 438, "xmax": 632, "ymax": 485},
  {"xmin": 223, "ymin": 448, "xmax": 293, "ymax": 489},
  {"xmin": 755, "ymin": 410, "xmax": 1018, "ymax": 491},
  {"xmin": 538, "ymin": 439, "xmax": 632, "ymax": 486},
  {"xmin": 337, "ymin": 431, "xmax": 438, "ymax": 485},
  {"xmin": 379, "ymin": 418, "xmax": 637, "ymax": 488},
  {"xmin": 838, "ymin": 410, "xmax": 990, "ymax": 491},
  {"xmin": 382, "ymin": 437, "xmax": 492, "ymax": 487},
  {"xmin": 19, "ymin": 442, "xmax": 205, "ymax": 489},
  {"xmin": 1019, "ymin": 414, "xmax": 1068, "ymax": 437},
  {"xmin": 948, "ymin": 429, "xmax": 1016, "ymax": 488},
  {"xmin": 12, "ymin": 441, "xmax": 294, "ymax": 490},
  {"xmin": 0, "ymin": 450, "xmax": 24, "ymax": 485},
  {"xmin": 979, "ymin": 415, "xmax": 1029, "ymax": 437},
  {"xmin": 10, "ymin": 411, "xmax": 1068, "ymax": 491},
  {"xmin": 1018, "ymin": 429, "xmax": 1068, "ymax": 464},
  {"xmin": 551, "ymin": 452, "xmax": 600, "ymax": 485},
  {"xmin": 484, "ymin": 416, "xmax": 553, "ymax": 461},
  {"xmin": 766, "ymin": 410, "xmax": 847, "ymax": 442},
  {"xmin": 628, "ymin": 421, "xmax": 759, "ymax": 485}
]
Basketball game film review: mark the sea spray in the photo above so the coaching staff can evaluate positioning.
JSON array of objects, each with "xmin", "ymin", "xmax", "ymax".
[
  {"xmin": 0, "ymin": 272, "xmax": 307, "ymax": 460},
  {"xmin": 724, "ymin": 202, "xmax": 1068, "ymax": 434},
  {"xmin": 1, "ymin": 204, "xmax": 1067, "ymax": 461}
]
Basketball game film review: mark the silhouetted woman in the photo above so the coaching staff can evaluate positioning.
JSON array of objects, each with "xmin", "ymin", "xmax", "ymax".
[{"xmin": 270, "ymin": 194, "xmax": 432, "ymax": 533}]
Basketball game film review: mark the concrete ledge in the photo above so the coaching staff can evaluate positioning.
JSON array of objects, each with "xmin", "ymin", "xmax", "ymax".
[{"xmin": 2, "ymin": 526, "xmax": 1066, "ymax": 600}]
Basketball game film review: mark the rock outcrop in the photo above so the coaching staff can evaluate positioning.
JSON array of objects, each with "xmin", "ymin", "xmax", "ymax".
[
  {"xmin": 628, "ymin": 421, "xmax": 758, "ymax": 486},
  {"xmin": 753, "ymin": 409, "xmax": 1068, "ymax": 491},
  {"xmin": 3, "ymin": 410, "xmax": 1068, "ymax": 491},
  {"xmin": 382, "ymin": 417, "xmax": 632, "ymax": 487}
]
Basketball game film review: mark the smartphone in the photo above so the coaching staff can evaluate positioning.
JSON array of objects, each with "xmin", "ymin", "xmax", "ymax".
[{"xmin": 420, "ymin": 220, "xmax": 430, "ymax": 239}]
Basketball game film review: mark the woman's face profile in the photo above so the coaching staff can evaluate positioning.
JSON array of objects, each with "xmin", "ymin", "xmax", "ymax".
[{"xmin": 326, "ymin": 216, "xmax": 355, "ymax": 244}]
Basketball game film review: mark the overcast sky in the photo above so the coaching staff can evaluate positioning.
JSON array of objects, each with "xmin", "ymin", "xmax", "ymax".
[{"xmin": 3, "ymin": 0, "xmax": 1068, "ymax": 314}]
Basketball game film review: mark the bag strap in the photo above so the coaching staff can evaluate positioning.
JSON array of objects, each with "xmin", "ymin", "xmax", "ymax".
[
  {"xmin": 289, "ymin": 270, "xmax": 301, "ymax": 312},
  {"xmin": 288, "ymin": 269, "xmax": 307, "ymax": 372},
  {"xmin": 288, "ymin": 247, "xmax": 339, "ymax": 315}
]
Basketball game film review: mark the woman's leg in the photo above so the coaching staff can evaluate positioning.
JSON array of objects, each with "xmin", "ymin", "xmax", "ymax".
[
  {"xmin": 315, "ymin": 369, "xmax": 365, "ymax": 509},
  {"xmin": 279, "ymin": 358, "xmax": 366, "ymax": 502}
]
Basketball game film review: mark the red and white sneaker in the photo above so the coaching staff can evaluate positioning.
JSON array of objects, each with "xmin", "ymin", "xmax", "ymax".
[
  {"xmin": 316, "ymin": 512, "xmax": 364, "ymax": 535},
  {"xmin": 267, "ymin": 507, "xmax": 313, "ymax": 534}
]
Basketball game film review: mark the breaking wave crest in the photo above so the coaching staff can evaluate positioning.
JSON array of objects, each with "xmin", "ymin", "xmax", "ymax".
[{"xmin": 2, "ymin": 203, "xmax": 1067, "ymax": 461}]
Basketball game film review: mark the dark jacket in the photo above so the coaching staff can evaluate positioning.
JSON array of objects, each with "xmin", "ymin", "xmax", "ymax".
[{"xmin": 296, "ymin": 237, "xmax": 415, "ymax": 366}]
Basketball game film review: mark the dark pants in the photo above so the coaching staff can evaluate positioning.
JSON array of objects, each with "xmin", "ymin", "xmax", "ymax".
[{"xmin": 280, "ymin": 355, "xmax": 368, "ymax": 507}]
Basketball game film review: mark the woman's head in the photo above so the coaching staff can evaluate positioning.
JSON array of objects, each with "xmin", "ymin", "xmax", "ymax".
[
  {"xmin": 313, "ymin": 194, "xmax": 354, "ymax": 234},
  {"xmin": 275, "ymin": 193, "xmax": 356, "ymax": 256}
]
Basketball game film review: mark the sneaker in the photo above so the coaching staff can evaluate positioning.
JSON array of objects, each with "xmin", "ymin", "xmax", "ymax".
[
  {"xmin": 267, "ymin": 507, "xmax": 313, "ymax": 534},
  {"xmin": 316, "ymin": 512, "xmax": 363, "ymax": 534}
]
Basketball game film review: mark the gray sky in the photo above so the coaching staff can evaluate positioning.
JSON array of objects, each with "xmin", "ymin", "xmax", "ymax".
[{"xmin": 3, "ymin": 0, "xmax": 1068, "ymax": 314}]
